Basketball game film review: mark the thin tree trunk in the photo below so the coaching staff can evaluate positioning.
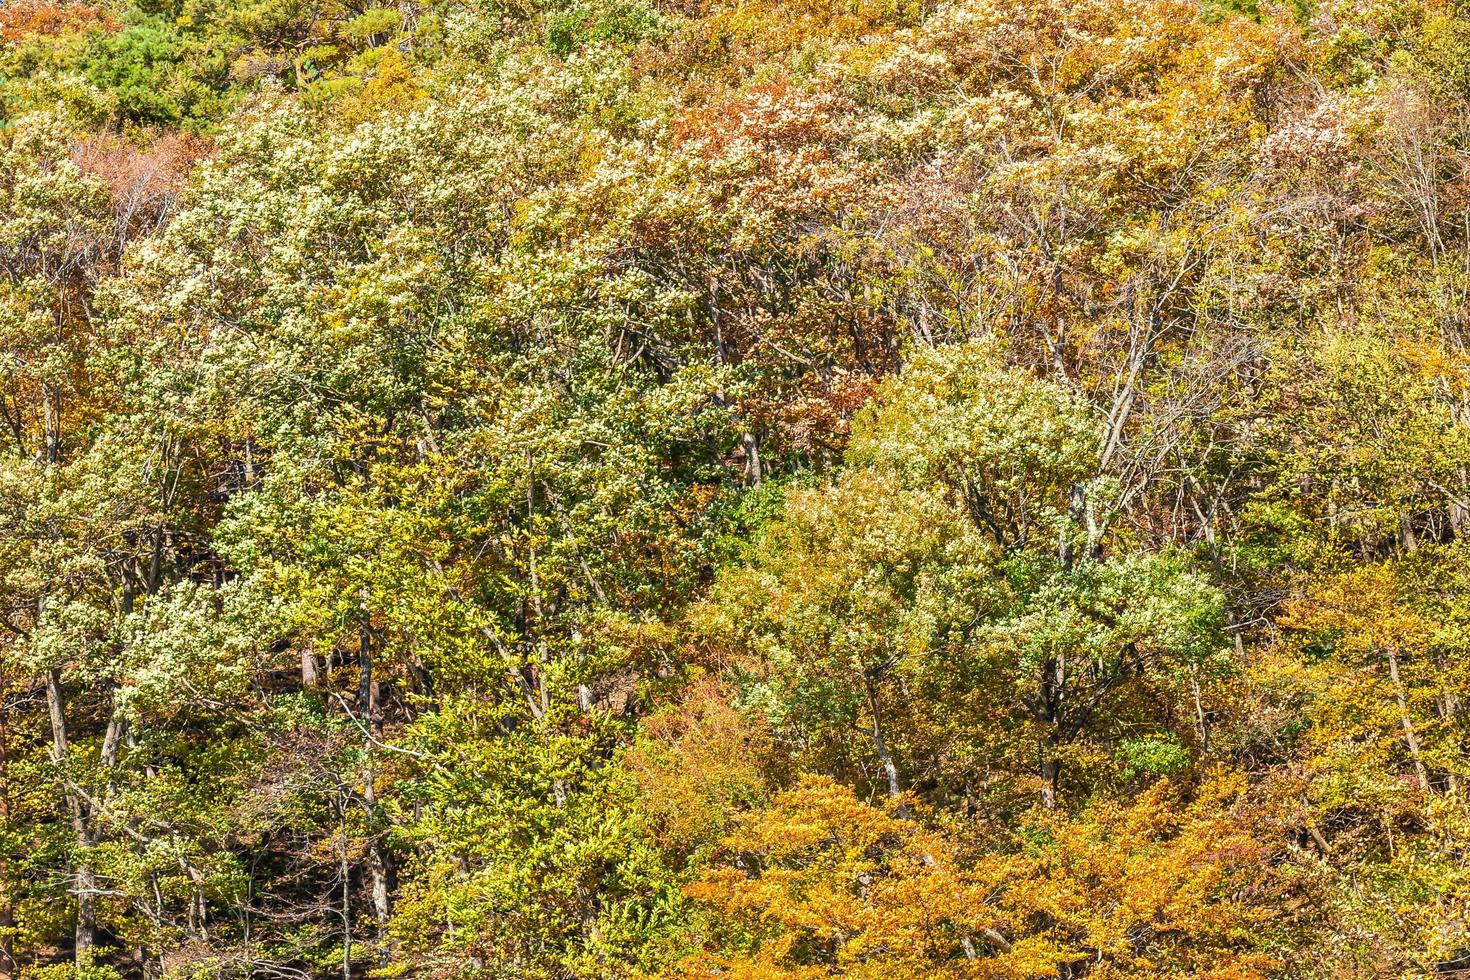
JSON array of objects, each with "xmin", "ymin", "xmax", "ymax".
[
  {"xmin": 1191, "ymin": 667, "xmax": 1210, "ymax": 758},
  {"xmin": 1036, "ymin": 653, "xmax": 1063, "ymax": 810},
  {"xmin": 862, "ymin": 673, "xmax": 903, "ymax": 803},
  {"xmin": 1399, "ymin": 514, "xmax": 1418, "ymax": 554},
  {"xmin": 1440, "ymin": 687, "xmax": 1462, "ymax": 795},
  {"xmin": 1385, "ymin": 646, "xmax": 1430, "ymax": 791},
  {"xmin": 40, "ymin": 382, "xmax": 59, "ymax": 465},
  {"xmin": 45, "ymin": 667, "xmax": 97, "ymax": 958},
  {"xmin": 0, "ymin": 694, "xmax": 17, "ymax": 979},
  {"xmin": 340, "ymin": 809, "xmax": 351, "ymax": 980},
  {"xmin": 358, "ymin": 619, "xmax": 392, "ymax": 961},
  {"xmin": 1451, "ymin": 467, "xmax": 1470, "ymax": 537}
]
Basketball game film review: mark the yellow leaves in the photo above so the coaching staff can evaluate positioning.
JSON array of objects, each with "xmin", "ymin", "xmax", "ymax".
[
  {"xmin": 1398, "ymin": 336, "xmax": 1470, "ymax": 400},
  {"xmin": 356, "ymin": 50, "xmax": 424, "ymax": 112},
  {"xmin": 697, "ymin": 0, "xmax": 919, "ymax": 69},
  {"xmin": 677, "ymin": 773, "xmax": 1280, "ymax": 980},
  {"xmin": 1273, "ymin": 551, "xmax": 1470, "ymax": 822},
  {"xmin": 625, "ymin": 679, "xmax": 774, "ymax": 858},
  {"xmin": 1280, "ymin": 563, "xmax": 1433, "ymax": 658},
  {"xmin": 680, "ymin": 775, "xmax": 999, "ymax": 979}
]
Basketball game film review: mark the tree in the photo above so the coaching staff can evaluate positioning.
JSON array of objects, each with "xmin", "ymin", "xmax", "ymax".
[
  {"xmin": 680, "ymin": 773, "xmax": 1283, "ymax": 980},
  {"xmin": 717, "ymin": 344, "xmax": 1225, "ymax": 810}
]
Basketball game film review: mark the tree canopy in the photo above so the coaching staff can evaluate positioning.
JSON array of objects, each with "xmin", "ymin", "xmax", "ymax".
[{"xmin": 3, "ymin": 0, "xmax": 1470, "ymax": 977}]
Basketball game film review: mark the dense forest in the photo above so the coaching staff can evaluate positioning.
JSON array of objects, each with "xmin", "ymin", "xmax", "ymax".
[{"xmin": 5, "ymin": 0, "xmax": 1470, "ymax": 976}]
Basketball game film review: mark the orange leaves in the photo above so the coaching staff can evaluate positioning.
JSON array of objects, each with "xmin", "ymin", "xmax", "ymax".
[
  {"xmin": 677, "ymin": 80, "xmax": 851, "ymax": 158},
  {"xmin": 625, "ymin": 679, "xmax": 775, "ymax": 859},
  {"xmin": 1016, "ymin": 776, "xmax": 1280, "ymax": 980},
  {"xmin": 764, "ymin": 370, "xmax": 877, "ymax": 456},
  {"xmin": 679, "ymin": 775, "xmax": 1003, "ymax": 979},
  {"xmin": 0, "ymin": 0, "xmax": 114, "ymax": 43},
  {"xmin": 676, "ymin": 80, "xmax": 874, "ymax": 228},
  {"xmin": 676, "ymin": 774, "xmax": 1283, "ymax": 979}
]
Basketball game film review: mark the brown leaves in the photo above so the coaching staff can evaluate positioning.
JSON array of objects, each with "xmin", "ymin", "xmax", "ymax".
[
  {"xmin": 676, "ymin": 80, "xmax": 874, "ymax": 224},
  {"xmin": 69, "ymin": 132, "xmax": 211, "ymax": 239}
]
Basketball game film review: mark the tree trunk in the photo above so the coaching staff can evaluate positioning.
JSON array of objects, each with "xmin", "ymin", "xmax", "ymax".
[
  {"xmin": 1385, "ymin": 646, "xmax": 1430, "ymax": 791},
  {"xmin": 1191, "ymin": 667, "xmax": 1210, "ymax": 758},
  {"xmin": 1036, "ymin": 654, "xmax": 1063, "ymax": 810},
  {"xmin": 0, "ymin": 696, "xmax": 17, "ymax": 979},
  {"xmin": 1399, "ymin": 513, "xmax": 1418, "ymax": 555},
  {"xmin": 340, "ymin": 809, "xmax": 352, "ymax": 980},
  {"xmin": 1450, "ymin": 467, "xmax": 1470, "ymax": 538},
  {"xmin": 41, "ymin": 382, "xmax": 59, "ymax": 465},
  {"xmin": 1039, "ymin": 758, "xmax": 1060, "ymax": 811},
  {"xmin": 741, "ymin": 432, "xmax": 762, "ymax": 488},
  {"xmin": 358, "ymin": 620, "xmax": 393, "ymax": 961},
  {"xmin": 1439, "ymin": 685, "xmax": 1462, "ymax": 795},
  {"xmin": 45, "ymin": 668, "xmax": 98, "ymax": 958},
  {"xmin": 862, "ymin": 673, "xmax": 903, "ymax": 804}
]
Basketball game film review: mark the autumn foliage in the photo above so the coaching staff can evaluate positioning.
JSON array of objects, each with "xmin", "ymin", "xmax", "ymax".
[
  {"xmin": 0, "ymin": 0, "xmax": 114, "ymax": 43},
  {"xmin": 3, "ymin": 0, "xmax": 1470, "ymax": 976}
]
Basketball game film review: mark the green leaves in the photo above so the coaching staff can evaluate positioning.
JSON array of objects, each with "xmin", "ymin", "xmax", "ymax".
[
  {"xmin": 710, "ymin": 341, "xmax": 1225, "ymax": 809},
  {"xmin": 848, "ymin": 342, "xmax": 1099, "ymax": 553},
  {"xmin": 391, "ymin": 697, "xmax": 688, "ymax": 978},
  {"xmin": 6, "ymin": 0, "xmax": 1470, "ymax": 974},
  {"xmin": 544, "ymin": 0, "xmax": 664, "ymax": 56}
]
